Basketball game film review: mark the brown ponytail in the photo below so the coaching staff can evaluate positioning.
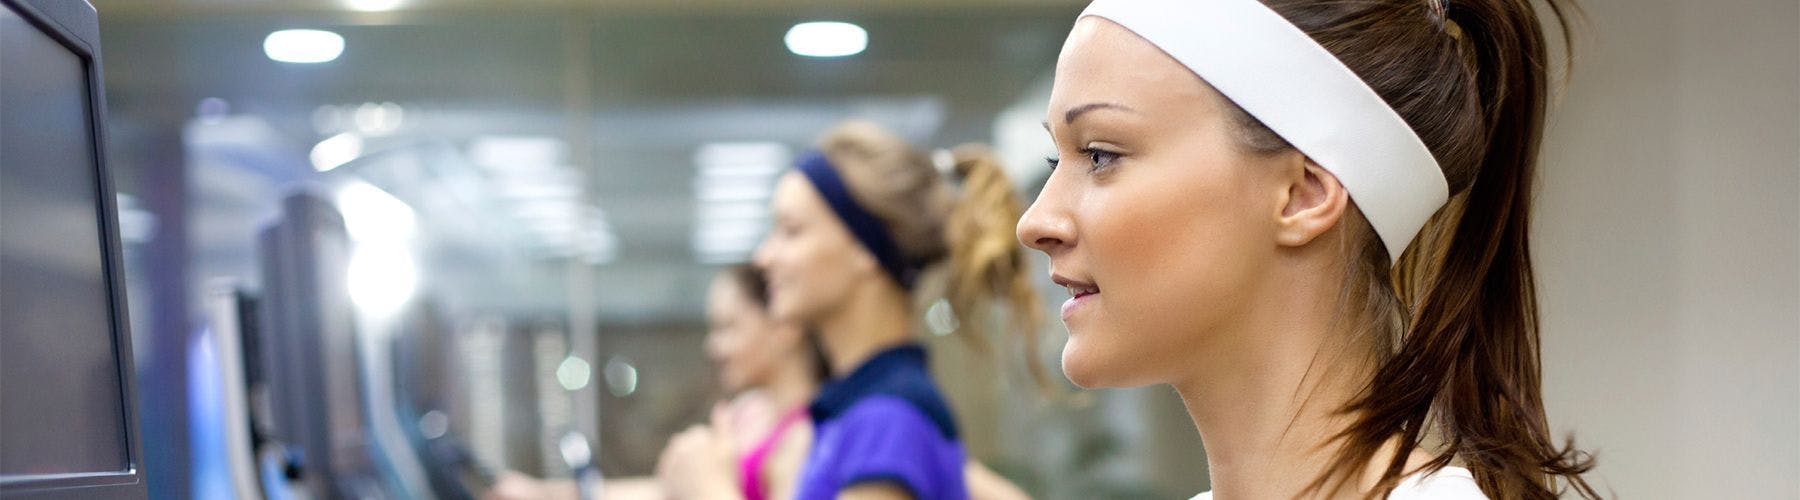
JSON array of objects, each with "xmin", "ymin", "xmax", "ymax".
[{"xmin": 1222, "ymin": 0, "xmax": 1598, "ymax": 497}]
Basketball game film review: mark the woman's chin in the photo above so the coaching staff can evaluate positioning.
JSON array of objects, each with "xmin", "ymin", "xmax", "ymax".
[
  {"xmin": 1060, "ymin": 337, "xmax": 1136, "ymax": 389},
  {"xmin": 772, "ymin": 293, "xmax": 826, "ymax": 326}
]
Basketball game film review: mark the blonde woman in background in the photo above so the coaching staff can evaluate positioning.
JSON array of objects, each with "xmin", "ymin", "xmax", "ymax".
[
  {"xmin": 492, "ymin": 193, "xmax": 1031, "ymax": 500},
  {"xmin": 657, "ymin": 121, "xmax": 1041, "ymax": 500}
]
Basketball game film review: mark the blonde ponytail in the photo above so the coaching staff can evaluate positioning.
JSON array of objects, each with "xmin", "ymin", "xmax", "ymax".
[{"xmin": 942, "ymin": 144, "xmax": 1052, "ymax": 396}]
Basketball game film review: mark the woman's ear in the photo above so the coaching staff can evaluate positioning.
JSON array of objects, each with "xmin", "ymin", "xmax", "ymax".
[{"xmin": 1274, "ymin": 158, "xmax": 1349, "ymax": 248}]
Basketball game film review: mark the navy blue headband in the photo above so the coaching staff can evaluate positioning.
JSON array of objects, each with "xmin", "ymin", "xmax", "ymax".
[{"xmin": 795, "ymin": 151, "xmax": 915, "ymax": 289}]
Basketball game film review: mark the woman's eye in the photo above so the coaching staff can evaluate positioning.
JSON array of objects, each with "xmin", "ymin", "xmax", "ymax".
[
  {"xmin": 1083, "ymin": 147, "xmax": 1120, "ymax": 172},
  {"xmin": 1047, "ymin": 147, "xmax": 1120, "ymax": 173}
]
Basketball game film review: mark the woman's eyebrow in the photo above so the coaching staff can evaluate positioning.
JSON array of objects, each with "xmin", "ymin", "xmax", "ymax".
[
  {"xmin": 1063, "ymin": 102, "xmax": 1137, "ymax": 124},
  {"xmin": 1044, "ymin": 102, "xmax": 1140, "ymax": 134}
]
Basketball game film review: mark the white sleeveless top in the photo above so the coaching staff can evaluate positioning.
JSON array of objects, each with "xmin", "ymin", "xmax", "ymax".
[{"xmin": 1189, "ymin": 466, "xmax": 1487, "ymax": 500}]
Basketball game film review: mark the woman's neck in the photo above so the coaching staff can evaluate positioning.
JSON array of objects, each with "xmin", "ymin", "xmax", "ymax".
[
  {"xmin": 816, "ymin": 277, "xmax": 915, "ymax": 377},
  {"xmin": 760, "ymin": 350, "xmax": 820, "ymax": 411},
  {"xmin": 1172, "ymin": 258, "xmax": 1393, "ymax": 499}
]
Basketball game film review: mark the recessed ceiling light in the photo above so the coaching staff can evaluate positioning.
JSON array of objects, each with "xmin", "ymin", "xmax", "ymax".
[
  {"xmin": 264, "ymin": 29, "xmax": 344, "ymax": 64},
  {"xmin": 344, "ymin": 0, "xmax": 404, "ymax": 12},
  {"xmin": 785, "ymin": 22, "xmax": 867, "ymax": 58}
]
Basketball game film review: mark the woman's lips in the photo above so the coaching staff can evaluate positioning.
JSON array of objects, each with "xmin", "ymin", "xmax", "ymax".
[
  {"xmin": 1052, "ymin": 274, "xmax": 1099, "ymax": 320},
  {"xmin": 1060, "ymin": 292, "xmax": 1097, "ymax": 319}
]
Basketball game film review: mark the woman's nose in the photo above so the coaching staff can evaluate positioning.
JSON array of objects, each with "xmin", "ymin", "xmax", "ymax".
[{"xmin": 1017, "ymin": 184, "xmax": 1074, "ymax": 254}]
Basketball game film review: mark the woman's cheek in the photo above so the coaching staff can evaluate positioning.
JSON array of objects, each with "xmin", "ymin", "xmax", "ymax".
[{"xmin": 1075, "ymin": 168, "xmax": 1237, "ymax": 383}]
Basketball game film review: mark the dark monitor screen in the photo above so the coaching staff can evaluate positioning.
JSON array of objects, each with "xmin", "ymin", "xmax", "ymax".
[{"xmin": 0, "ymin": 0, "xmax": 144, "ymax": 496}]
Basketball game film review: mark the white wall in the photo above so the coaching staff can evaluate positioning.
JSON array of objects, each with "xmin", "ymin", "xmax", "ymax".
[{"xmin": 1535, "ymin": 0, "xmax": 1799, "ymax": 497}]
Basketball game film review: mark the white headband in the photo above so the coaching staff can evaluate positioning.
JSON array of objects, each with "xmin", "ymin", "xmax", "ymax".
[{"xmin": 1080, "ymin": 0, "xmax": 1448, "ymax": 262}]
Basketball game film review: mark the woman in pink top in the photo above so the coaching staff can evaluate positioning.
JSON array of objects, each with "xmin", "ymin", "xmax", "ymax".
[
  {"xmin": 483, "ymin": 264, "xmax": 820, "ymax": 500},
  {"xmin": 704, "ymin": 264, "xmax": 824, "ymax": 500},
  {"xmin": 665, "ymin": 265, "xmax": 1030, "ymax": 500}
]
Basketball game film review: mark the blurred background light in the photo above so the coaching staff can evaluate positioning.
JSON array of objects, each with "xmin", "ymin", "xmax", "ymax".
[
  {"xmin": 310, "ymin": 132, "xmax": 363, "ymax": 172},
  {"xmin": 195, "ymin": 97, "xmax": 230, "ymax": 122},
  {"xmin": 352, "ymin": 102, "xmax": 405, "ymax": 136},
  {"xmin": 344, "ymin": 0, "xmax": 405, "ymax": 12},
  {"xmin": 690, "ymin": 142, "xmax": 786, "ymax": 263},
  {"xmin": 556, "ymin": 356, "xmax": 592, "ymax": 392},
  {"xmin": 603, "ymin": 357, "xmax": 638, "ymax": 397},
  {"xmin": 347, "ymin": 242, "xmax": 417, "ymax": 315},
  {"xmin": 263, "ymin": 29, "xmax": 343, "ymax": 64},
  {"xmin": 784, "ymin": 21, "xmax": 867, "ymax": 58},
  {"xmin": 336, "ymin": 182, "xmax": 417, "ymax": 242},
  {"xmin": 338, "ymin": 182, "xmax": 420, "ymax": 315}
]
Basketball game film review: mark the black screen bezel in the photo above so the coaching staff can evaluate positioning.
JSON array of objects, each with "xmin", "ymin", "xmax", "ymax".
[{"xmin": 0, "ymin": 0, "xmax": 147, "ymax": 497}]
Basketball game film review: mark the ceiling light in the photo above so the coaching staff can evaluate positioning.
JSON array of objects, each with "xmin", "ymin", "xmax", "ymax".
[
  {"xmin": 785, "ymin": 22, "xmax": 867, "ymax": 58},
  {"xmin": 344, "ymin": 0, "xmax": 404, "ymax": 12},
  {"xmin": 695, "ymin": 142, "xmax": 790, "ymax": 168},
  {"xmin": 264, "ymin": 29, "xmax": 344, "ymax": 64}
]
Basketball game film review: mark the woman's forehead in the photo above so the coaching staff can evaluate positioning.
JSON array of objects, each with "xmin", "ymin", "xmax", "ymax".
[
  {"xmin": 1051, "ymin": 17, "xmax": 1219, "ymax": 123},
  {"xmin": 771, "ymin": 170, "xmax": 827, "ymax": 219}
]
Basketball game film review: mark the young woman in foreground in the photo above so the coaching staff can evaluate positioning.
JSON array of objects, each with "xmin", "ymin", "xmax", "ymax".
[{"xmin": 1017, "ymin": 0, "xmax": 1598, "ymax": 498}]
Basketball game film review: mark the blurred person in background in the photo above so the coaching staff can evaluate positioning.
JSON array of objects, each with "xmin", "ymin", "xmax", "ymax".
[
  {"xmin": 484, "ymin": 265, "xmax": 820, "ymax": 500},
  {"xmin": 1017, "ymin": 0, "xmax": 1599, "ymax": 498},
  {"xmin": 489, "ymin": 262, "xmax": 1027, "ymax": 500},
  {"xmin": 656, "ymin": 121, "xmax": 1042, "ymax": 500},
  {"xmin": 702, "ymin": 264, "xmax": 829, "ymax": 500}
]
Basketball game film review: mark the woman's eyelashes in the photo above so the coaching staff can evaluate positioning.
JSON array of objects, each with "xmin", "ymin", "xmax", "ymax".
[
  {"xmin": 1085, "ymin": 147, "xmax": 1120, "ymax": 171},
  {"xmin": 1046, "ymin": 147, "xmax": 1122, "ymax": 173}
]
